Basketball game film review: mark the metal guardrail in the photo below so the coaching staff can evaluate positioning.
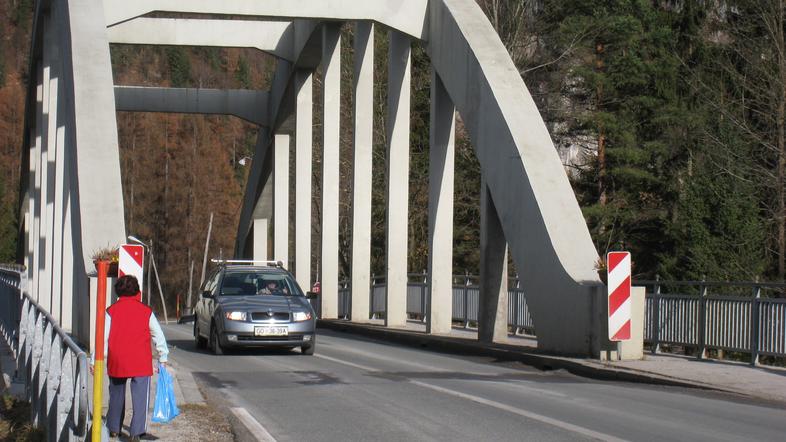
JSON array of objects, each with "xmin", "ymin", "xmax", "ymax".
[
  {"xmin": 637, "ymin": 279, "xmax": 786, "ymax": 364},
  {"xmin": 0, "ymin": 266, "xmax": 89, "ymax": 441},
  {"xmin": 336, "ymin": 275, "xmax": 535, "ymax": 334},
  {"xmin": 336, "ymin": 275, "xmax": 785, "ymax": 364}
]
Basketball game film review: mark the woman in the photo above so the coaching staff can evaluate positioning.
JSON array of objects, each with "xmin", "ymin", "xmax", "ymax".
[{"xmin": 102, "ymin": 275, "xmax": 169, "ymax": 441}]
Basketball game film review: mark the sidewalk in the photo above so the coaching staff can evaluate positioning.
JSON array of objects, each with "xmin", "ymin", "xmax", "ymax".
[
  {"xmin": 2, "ymin": 335, "xmax": 232, "ymax": 441},
  {"xmin": 89, "ymin": 350, "xmax": 232, "ymax": 441},
  {"xmin": 318, "ymin": 319, "xmax": 786, "ymax": 405}
]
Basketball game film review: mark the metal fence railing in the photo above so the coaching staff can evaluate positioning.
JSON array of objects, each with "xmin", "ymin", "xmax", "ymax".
[
  {"xmin": 336, "ymin": 275, "xmax": 535, "ymax": 334},
  {"xmin": 637, "ymin": 279, "xmax": 786, "ymax": 364},
  {"xmin": 333, "ymin": 274, "xmax": 785, "ymax": 364},
  {"xmin": 0, "ymin": 266, "xmax": 89, "ymax": 440},
  {"xmin": 0, "ymin": 266, "xmax": 24, "ymax": 354}
]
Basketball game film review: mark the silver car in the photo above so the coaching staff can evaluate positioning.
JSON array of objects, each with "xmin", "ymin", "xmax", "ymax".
[{"xmin": 193, "ymin": 261, "xmax": 317, "ymax": 355}]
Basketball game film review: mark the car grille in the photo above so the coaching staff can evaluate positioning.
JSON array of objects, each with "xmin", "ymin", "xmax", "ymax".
[
  {"xmin": 238, "ymin": 334, "xmax": 304, "ymax": 342},
  {"xmin": 251, "ymin": 311, "xmax": 290, "ymax": 321}
]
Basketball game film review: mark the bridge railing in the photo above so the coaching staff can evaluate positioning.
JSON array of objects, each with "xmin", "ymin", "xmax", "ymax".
[
  {"xmin": 637, "ymin": 279, "xmax": 786, "ymax": 365},
  {"xmin": 0, "ymin": 266, "xmax": 89, "ymax": 440},
  {"xmin": 335, "ymin": 275, "xmax": 785, "ymax": 364},
  {"xmin": 0, "ymin": 265, "xmax": 24, "ymax": 354}
]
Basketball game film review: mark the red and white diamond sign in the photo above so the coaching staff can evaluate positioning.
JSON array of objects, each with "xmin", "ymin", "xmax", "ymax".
[
  {"xmin": 607, "ymin": 251, "xmax": 631, "ymax": 341},
  {"xmin": 119, "ymin": 244, "xmax": 144, "ymax": 286}
]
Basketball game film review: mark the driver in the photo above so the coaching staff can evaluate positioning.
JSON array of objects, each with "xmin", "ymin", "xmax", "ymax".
[{"xmin": 258, "ymin": 280, "xmax": 283, "ymax": 295}]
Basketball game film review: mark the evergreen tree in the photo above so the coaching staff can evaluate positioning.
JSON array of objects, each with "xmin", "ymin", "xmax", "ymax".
[
  {"xmin": 0, "ymin": 179, "xmax": 18, "ymax": 262},
  {"xmin": 538, "ymin": 0, "xmax": 691, "ymax": 275}
]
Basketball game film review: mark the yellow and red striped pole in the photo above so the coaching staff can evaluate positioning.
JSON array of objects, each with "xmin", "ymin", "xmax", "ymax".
[{"xmin": 92, "ymin": 261, "xmax": 109, "ymax": 442}]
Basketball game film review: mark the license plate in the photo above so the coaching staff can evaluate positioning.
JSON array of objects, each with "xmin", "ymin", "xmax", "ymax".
[{"xmin": 254, "ymin": 326, "xmax": 288, "ymax": 336}]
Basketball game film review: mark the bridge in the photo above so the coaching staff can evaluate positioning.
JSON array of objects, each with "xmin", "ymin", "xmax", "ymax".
[
  {"xmin": 5, "ymin": 1, "xmax": 786, "ymax": 441},
  {"xmin": 16, "ymin": 0, "xmax": 616, "ymax": 357}
]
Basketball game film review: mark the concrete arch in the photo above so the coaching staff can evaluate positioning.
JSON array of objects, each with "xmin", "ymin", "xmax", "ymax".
[{"xmin": 427, "ymin": 0, "xmax": 604, "ymax": 355}]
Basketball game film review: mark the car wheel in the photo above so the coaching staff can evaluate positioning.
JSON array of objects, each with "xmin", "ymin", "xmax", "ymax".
[
  {"xmin": 210, "ymin": 324, "xmax": 224, "ymax": 356},
  {"xmin": 194, "ymin": 322, "xmax": 207, "ymax": 349},
  {"xmin": 301, "ymin": 342, "xmax": 315, "ymax": 355}
]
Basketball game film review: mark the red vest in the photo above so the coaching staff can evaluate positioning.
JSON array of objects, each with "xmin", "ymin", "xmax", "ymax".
[{"xmin": 107, "ymin": 297, "xmax": 153, "ymax": 378}]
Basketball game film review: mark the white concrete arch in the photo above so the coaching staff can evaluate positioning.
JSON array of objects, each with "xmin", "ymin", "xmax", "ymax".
[
  {"xmin": 101, "ymin": 0, "xmax": 429, "ymax": 39},
  {"xmin": 19, "ymin": 0, "xmax": 126, "ymax": 341},
  {"xmin": 426, "ymin": 0, "xmax": 604, "ymax": 355}
]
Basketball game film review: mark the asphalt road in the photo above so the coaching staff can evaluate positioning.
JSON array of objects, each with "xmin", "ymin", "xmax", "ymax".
[{"xmin": 162, "ymin": 323, "xmax": 785, "ymax": 442}]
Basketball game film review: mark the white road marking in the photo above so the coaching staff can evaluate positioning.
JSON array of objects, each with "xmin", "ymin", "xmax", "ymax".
[
  {"xmin": 410, "ymin": 381, "xmax": 626, "ymax": 442},
  {"xmin": 316, "ymin": 354, "xmax": 625, "ymax": 442},
  {"xmin": 316, "ymin": 353, "xmax": 379, "ymax": 372},
  {"xmin": 230, "ymin": 407, "xmax": 278, "ymax": 442}
]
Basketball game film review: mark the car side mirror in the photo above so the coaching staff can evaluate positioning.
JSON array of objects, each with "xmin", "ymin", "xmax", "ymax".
[
  {"xmin": 306, "ymin": 292, "xmax": 318, "ymax": 300},
  {"xmin": 202, "ymin": 290, "xmax": 213, "ymax": 299}
]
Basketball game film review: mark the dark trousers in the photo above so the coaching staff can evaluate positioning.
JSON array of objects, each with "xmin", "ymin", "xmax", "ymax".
[{"xmin": 107, "ymin": 376, "xmax": 151, "ymax": 437}]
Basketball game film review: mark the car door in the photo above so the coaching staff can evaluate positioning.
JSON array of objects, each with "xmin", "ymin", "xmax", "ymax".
[{"xmin": 198, "ymin": 270, "xmax": 220, "ymax": 335}]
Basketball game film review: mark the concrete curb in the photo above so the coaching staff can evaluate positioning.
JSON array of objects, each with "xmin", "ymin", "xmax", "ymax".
[
  {"xmin": 168, "ymin": 359, "xmax": 205, "ymax": 406},
  {"xmin": 317, "ymin": 319, "xmax": 759, "ymax": 400}
]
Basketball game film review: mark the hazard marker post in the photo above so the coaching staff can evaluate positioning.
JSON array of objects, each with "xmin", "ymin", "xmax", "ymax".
[
  {"xmin": 91, "ymin": 261, "xmax": 108, "ymax": 442},
  {"xmin": 119, "ymin": 244, "xmax": 145, "ymax": 302},
  {"xmin": 607, "ymin": 251, "xmax": 632, "ymax": 343}
]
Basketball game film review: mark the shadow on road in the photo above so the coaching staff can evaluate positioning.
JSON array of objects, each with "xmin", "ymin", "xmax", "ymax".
[{"xmin": 167, "ymin": 338, "xmax": 306, "ymax": 357}]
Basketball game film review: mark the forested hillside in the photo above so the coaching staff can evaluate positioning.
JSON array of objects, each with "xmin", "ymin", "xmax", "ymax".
[{"xmin": 0, "ymin": 1, "xmax": 784, "ymax": 316}]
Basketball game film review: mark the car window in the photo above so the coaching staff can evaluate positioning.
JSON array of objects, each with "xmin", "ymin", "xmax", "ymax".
[
  {"xmin": 204, "ymin": 271, "xmax": 219, "ymax": 296},
  {"xmin": 218, "ymin": 270, "xmax": 303, "ymax": 297}
]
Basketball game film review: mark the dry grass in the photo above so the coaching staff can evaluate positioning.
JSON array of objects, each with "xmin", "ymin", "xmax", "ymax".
[
  {"xmin": 145, "ymin": 403, "xmax": 233, "ymax": 442},
  {"xmin": 0, "ymin": 395, "xmax": 45, "ymax": 442}
]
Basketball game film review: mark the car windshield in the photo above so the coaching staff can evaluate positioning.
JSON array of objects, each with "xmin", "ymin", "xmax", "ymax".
[{"xmin": 219, "ymin": 271, "xmax": 303, "ymax": 297}]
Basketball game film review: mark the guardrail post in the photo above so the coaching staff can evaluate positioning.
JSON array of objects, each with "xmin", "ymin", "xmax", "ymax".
[
  {"xmin": 370, "ymin": 274, "xmax": 376, "ymax": 320},
  {"xmin": 750, "ymin": 283, "xmax": 761, "ymax": 366},
  {"xmin": 652, "ymin": 275, "xmax": 661, "ymax": 354},
  {"xmin": 512, "ymin": 290, "xmax": 520, "ymax": 335},
  {"xmin": 464, "ymin": 273, "xmax": 469, "ymax": 328},
  {"xmin": 421, "ymin": 272, "xmax": 427, "ymax": 322},
  {"xmin": 697, "ymin": 277, "xmax": 707, "ymax": 360}
]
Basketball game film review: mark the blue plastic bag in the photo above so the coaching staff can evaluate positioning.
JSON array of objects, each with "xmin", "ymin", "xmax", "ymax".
[{"xmin": 152, "ymin": 363, "xmax": 180, "ymax": 423}]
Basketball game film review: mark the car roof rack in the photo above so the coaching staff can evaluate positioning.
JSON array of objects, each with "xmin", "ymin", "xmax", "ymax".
[{"xmin": 211, "ymin": 259, "xmax": 284, "ymax": 268}]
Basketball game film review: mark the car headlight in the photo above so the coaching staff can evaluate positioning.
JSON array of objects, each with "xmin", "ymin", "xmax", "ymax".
[
  {"xmin": 224, "ymin": 311, "xmax": 247, "ymax": 321},
  {"xmin": 292, "ymin": 311, "xmax": 312, "ymax": 322}
]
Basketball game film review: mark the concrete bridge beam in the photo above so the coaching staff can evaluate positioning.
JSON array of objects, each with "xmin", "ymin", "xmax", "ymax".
[
  {"xmin": 294, "ymin": 70, "xmax": 313, "ymax": 290},
  {"xmin": 350, "ymin": 22, "xmax": 375, "ymax": 323},
  {"xmin": 384, "ymin": 31, "xmax": 412, "ymax": 328},
  {"xmin": 320, "ymin": 24, "xmax": 341, "ymax": 318},
  {"xmin": 107, "ymin": 18, "xmax": 296, "ymax": 61},
  {"xmin": 478, "ymin": 179, "xmax": 509, "ymax": 343},
  {"xmin": 114, "ymin": 86, "xmax": 269, "ymax": 127},
  {"xmin": 426, "ymin": 71, "xmax": 456, "ymax": 335},
  {"xmin": 253, "ymin": 219, "xmax": 269, "ymax": 261},
  {"xmin": 273, "ymin": 134, "xmax": 290, "ymax": 267}
]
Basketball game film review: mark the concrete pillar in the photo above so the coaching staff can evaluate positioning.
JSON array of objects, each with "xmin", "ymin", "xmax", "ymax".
[
  {"xmin": 426, "ymin": 71, "xmax": 455, "ymax": 335},
  {"xmin": 321, "ymin": 24, "xmax": 341, "ymax": 319},
  {"xmin": 253, "ymin": 219, "xmax": 269, "ymax": 261},
  {"xmin": 478, "ymin": 178, "xmax": 509, "ymax": 343},
  {"xmin": 47, "ymin": 14, "xmax": 63, "ymax": 324},
  {"xmin": 43, "ymin": 18, "xmax": 58, "ymax": 312},
  {"xmin": 295, "ymin": 70, "xmax": 313, "ymax": 291},
  {"xmin": 384, "ymin": 31, "xmax": 411, "ymax": 328},
  {"xmin": 350, "ymin": 22, "xmax": 374, "ymax": 322},
  {"xmin": 60, "ymin": 153, "xmax": 74, "ymax": 333},
  {"xmin": 36, "ymin": 19, "xmax": 53, "ymax": 310},
  {"xmin": 273, "ymin": 134, "xmax": 290, "ymax": 266}
]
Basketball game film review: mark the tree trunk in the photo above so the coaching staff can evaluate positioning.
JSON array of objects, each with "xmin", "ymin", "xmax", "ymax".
[
  {"xmin": 777, "ymin": 0, "xmax": 786, "ymax": 282},
  {"xmin": 596, "ymin": 42, "xmax": 607, "ymax": 207}
]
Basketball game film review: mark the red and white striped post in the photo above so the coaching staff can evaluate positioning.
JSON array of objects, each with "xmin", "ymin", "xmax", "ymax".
[
  {"xmin": 119, "ymin": 244, "xmax": 145, "ymax": 302},
  {"xmin": 607, "ymin": 251, "xmax": 632, "ymax": 342}
]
